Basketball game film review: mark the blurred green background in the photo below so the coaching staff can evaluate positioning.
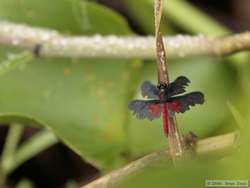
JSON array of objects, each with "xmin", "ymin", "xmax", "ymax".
[{"xmin": 0, "ymin": 0, "xmax": 249, "ymax": 187}]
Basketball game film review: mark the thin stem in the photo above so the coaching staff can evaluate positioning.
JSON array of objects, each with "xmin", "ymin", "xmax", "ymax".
[
  {"xmin": 82, "ymin": 131, "xmax": 239, "ymax": 188},
  {"xmin": 0, "ymin": 128, "xmax": 57, "ymax": 186},
  {"xmin": 155, "ymin": 33, "xmax": 169, "ymax": 84},
  {"xmin": 4, "ymin": 130, "xmax": 58, "ymax": 175},
  {"xmin": 154, "ymin": 0, "xmax": 185, "ymax": 163},
  {"xmin": 0, "ymin": 124, "xmax": 23, "ymax": 186},
  {"xmin": 167, "ymin": 116, "xmax": 185, "ymax": 162},
  {"xmin": 0, "ymin": 22, "xmax": 249, "ymax": 59}
]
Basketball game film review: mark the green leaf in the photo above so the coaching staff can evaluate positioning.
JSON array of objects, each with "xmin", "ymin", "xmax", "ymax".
[
  {"xmin": 0, "ymin": 0, "xmax": 130, "ymax": 35},
  {"xmin": 76, "ymin": 1, "xmax": 131, "ymax": 35},
  {"xmin": 0, "ymin": 58, "xmax": 138, "ymax": 169},
  {"xmin": 0, "ymin": 0, "xmax": 135, "ymax": 170},
  {"xmin": 0, "ymin": 0, "xmax": 82, "ymax": 34}
]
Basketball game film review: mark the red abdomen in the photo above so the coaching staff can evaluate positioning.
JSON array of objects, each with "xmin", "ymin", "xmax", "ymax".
[{"xmin": 162, "ymin": 102, "xmax": 169, "ymax": 136}]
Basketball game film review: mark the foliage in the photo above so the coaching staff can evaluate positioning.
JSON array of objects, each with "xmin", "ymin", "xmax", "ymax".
[{"xmin": 0, "ymin": 0, "xmax": 249, "ymax": 187}]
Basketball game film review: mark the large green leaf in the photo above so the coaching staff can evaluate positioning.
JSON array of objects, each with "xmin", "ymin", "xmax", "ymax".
[
  {"xmin": 0, "ymin": 0, "xmax": 130, "ymax": 35},
  {"xmin": 0, "ymin": 0, "xmax": 82, "ymax": 33},
  {"xmin": 0, "ymin": 0, "xmax": 134, "ymax": 169}
]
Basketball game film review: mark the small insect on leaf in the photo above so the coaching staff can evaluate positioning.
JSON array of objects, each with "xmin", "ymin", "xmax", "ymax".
[{"xmin": 128, "ymin": 76, "xmax": 205, "ymax": 120}]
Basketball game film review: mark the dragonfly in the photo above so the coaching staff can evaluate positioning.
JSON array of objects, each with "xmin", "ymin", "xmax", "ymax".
[{"xmin": 128, "ymin": 76, "xmax": 205, "ymax": 135}]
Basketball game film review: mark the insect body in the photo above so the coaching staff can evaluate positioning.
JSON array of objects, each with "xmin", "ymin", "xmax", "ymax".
[{"xmin": 128, "ymin": 76, "xmax": 204, "ymax": 135}]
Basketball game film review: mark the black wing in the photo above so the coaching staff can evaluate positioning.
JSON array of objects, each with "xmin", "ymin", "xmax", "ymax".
[
  {"xmin": 169, "ymin": 92, "xmax": 204, "ymax": 113},
  {"xmin": 128, "ymin": 99, "xmax": 161, "ymax": 120},
  {"xmin": 166, "ymin": 76, "xmax": 190, "ymax": 97},
  {"xmin": 141, "ymin": 81, "xmax": 159, "ymax": 99}
]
